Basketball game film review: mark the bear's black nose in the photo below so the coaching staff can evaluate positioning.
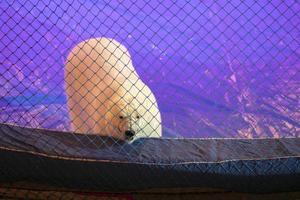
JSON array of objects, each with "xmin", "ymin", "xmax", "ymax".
[{"xmin": 125, "ymin": 130, "xmax": 135, "ymax": 139}]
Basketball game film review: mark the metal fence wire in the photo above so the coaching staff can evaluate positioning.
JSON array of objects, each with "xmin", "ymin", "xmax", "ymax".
[
  {"xmin": 0, "ymin": 1, "xmax": 299, "ymax": 145},
  {"xmin": 0, "ymin": 0, "xmax": 300, "ymax": 198}
]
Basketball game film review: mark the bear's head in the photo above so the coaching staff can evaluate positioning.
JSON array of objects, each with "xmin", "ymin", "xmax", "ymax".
[{"xmin": 104, "ymin": 87, "xmax": 161, "ymax": 142}]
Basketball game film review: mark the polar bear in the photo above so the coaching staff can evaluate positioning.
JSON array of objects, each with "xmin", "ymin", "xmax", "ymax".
[{"xmin": 65, "ymin": 37, "xmax": 162, "ymax": 141}]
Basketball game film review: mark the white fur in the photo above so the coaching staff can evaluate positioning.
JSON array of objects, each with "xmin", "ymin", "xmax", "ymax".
[{"xmin": 65, "ymin": 37, "xmax": 162, "ymax": 141}]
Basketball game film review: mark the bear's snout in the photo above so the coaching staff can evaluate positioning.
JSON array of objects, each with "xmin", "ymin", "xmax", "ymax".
[{"xmin": 125, "ymin": 130, "xmax": 135, "ymax": 140}]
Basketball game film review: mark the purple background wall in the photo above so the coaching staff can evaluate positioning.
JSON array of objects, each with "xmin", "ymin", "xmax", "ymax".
[{"xmin": 0, "ymin": 0, "xmax": 299, "ymax": 138}]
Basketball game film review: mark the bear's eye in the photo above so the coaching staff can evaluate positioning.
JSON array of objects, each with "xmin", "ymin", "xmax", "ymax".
[{"xmin": 119, "ymin": 116, "xmax": 124, "ymax": 119}]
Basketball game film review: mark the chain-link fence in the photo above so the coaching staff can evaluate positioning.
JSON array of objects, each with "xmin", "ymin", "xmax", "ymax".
[
  {"xmin": 0, "ymin": 0, "xmax": 300, "ymax": 197},
  {"xmin": 1, "ymin": 1, "xmax": 299, "ymax": 141}
]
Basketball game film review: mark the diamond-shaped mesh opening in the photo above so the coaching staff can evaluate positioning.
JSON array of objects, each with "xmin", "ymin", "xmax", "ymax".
[{"xmin": 0, "ymin": 1, "xmax": 299, "ymax": 149}]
